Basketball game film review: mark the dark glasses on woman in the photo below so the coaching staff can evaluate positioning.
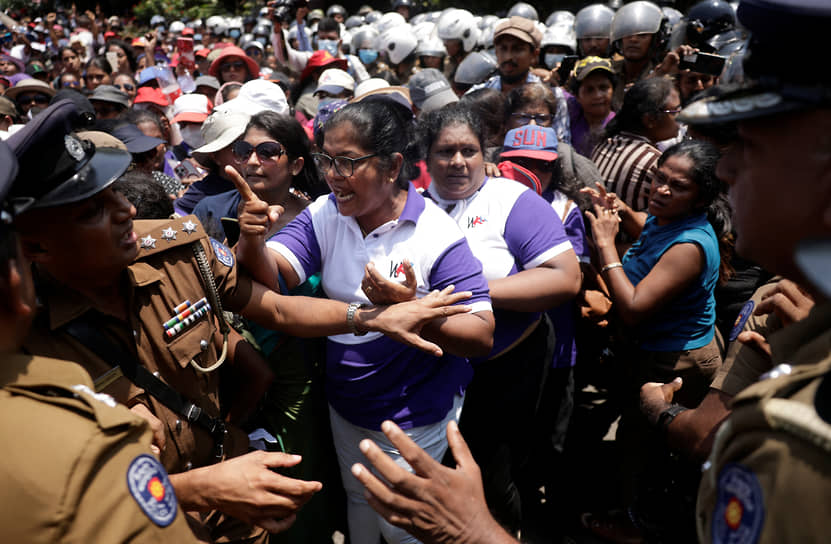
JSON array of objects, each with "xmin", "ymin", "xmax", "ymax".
[{"xmin": 232, "ymin": 140, "xmax": 284, "ymax": 162}]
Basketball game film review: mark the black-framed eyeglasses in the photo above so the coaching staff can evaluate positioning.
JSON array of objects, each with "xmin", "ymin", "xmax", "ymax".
[
  {"xmin": 511, "ymin": 112, "xmax": 553, "ymax": 125},
  {"xmin": 312, "ymin": 152, "xmax": 378, "ymax": 178},
  {"xmin": 17, "ymin": 94, "xmax": 50, "ymax": 106},
  {"xmin": 232, "ymin": 140, "xmax": 284, "ymax": 163},
  {"xmin": 220, "ymin": 60, "xmax": 246, "ymax": 71}
]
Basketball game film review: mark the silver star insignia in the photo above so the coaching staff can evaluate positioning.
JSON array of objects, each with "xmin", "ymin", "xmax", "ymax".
[
  {"xmin": 182, "ymin": 220, "xmax": 197, "ymax": 234},
  {"xmin": 140, "ymin": 235, "xmax": 157, "ymax": 249},
  {"xmin": 161, "ymin": 227, "xmax": 177, "ymax": 241}
]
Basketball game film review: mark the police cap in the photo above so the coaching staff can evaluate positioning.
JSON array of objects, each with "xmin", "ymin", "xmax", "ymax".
[
  {"xmin": 679, "ymin": 0, "xmax": 831, "ymax": 125},
  {"xmin": 6, "ymin": 100, "xmax": 131, "ymax": 213}
]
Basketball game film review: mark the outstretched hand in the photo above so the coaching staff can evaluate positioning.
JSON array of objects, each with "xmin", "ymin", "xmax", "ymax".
[
  {"xmin": 362, "ymin": 260, "xmax": 417, "ymax": 304},
  {"xmin": 226, "ymin": 164, "xmax": 284, "ymax": 245},
  {"xmin": 358, "ymin": 286, "xmax": 473, "ymax": 357},
  {"xmin": 352, "ymin": 420, "xmax": 516, "ymax": 544},
  {"xmin": 203, "ymin": 450, "xmax": 322, "ymax": 533}
]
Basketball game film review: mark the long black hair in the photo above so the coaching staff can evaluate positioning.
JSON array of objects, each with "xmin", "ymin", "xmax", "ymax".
[
  {"xmin": 605, "ymin": 76, "xmax": 674, "ymax": 137},
  {"xmin": 659, "ymin": 139, "xmax": 733, "ymax": 284},
  {"xmin": 246, "ymin": 111, "xmax": 327, "ymax": 198},
  {"xmin": 323, "ymin": 98, "xmax": 421, "ymax": 189}
]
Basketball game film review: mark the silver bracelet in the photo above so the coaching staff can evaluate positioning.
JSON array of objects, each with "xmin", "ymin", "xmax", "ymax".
[
  {"xmin": 346, "ymin": 302, "xmax": 367, "ymax": 336},
  {"xmin": 601, "ymin": 262, "xmax": 623, "ymax": 273}
]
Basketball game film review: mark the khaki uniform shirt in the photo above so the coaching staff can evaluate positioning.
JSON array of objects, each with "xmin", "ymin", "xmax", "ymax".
[
  {"xmin": 23, "ymin": 216, "xmax": 262, "ymax": 543},
  {"xmin": 697, "ymin": 302, "xmax": 831, "ymax": 543},
  {"xmin": 710, "ymin": 279, "xmax": 783, "ymax": 396},
  {"xmin": 0, "ymin": 353, "xmax": 197, "ymax": 543},
  {"xmin": 611, "ymin": 58, "xmax": 655, "ymax": 112}
]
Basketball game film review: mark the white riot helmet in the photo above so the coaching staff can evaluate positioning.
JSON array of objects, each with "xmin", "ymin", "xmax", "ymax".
[
  {"xmin": 545, "ymin": 10, "xmax": 575, "ymax": 28},
  {"xmin": 378, "ymin": 25, "xmax": 418, "ymax": 65},
  {"xmin": 508, "ymin": 2, "xmax": 539, "ymax": 21},
  {"xmin": 454, "ymin": 50, "xmax": 497, "ymax": 85},
  {"xmin": 479, "ymin": 15, "xmax": 499, "ymax": 29},
  {"xmin": 412, "ymin": 21, "xmax": 436, "ymax": 42},
  {"xmin": 351, "ymin": 25, "xmax": 380, "ymax": 50},
  {"xmin": 416, "ymin": 36, "xmax": 447, "ymax": 58},
  {"xmin": 575, "ymin": 4, "xmax": 615, "ymax": 40},
  {"xmin": 169, "ymin": 21, "xmax": 185, "ymax": 34},
  {"xmin": 610, "ymin": 1, "xmax": 663, "ymax": 43},
  {"xmin": 477, "ymin": 22, "xmax": 497, "ymax": 51},
  {"xmin": 327, "ymin": 4, "xmax": 347, "ymax": 18},
  {"xmin": 345, "ymin": 15, "xmax": 365, "ymax": 29},
  {"xmin": 541, "ymin": 23, "xmax": 576, "ymax": 54},
  {"xmin": 375, "ymin": 12, "xmax": 406, "ymax": 34},
  {"xmin": 437, "ymin": 9, "xmax": 480, "ymax": 53}
]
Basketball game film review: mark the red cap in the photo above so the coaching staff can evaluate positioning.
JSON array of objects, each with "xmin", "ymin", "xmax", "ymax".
[
  {"xmin": 181, "ymin": 28, "xmax": 195, "ymax": 37},
  {"xmin": 300, "ymin": 50, "xmax": 348, "ymax": 83},
  {"xmin": 134, "ymin": 86, "xmax": 169, "ymax": 107},
  {"xmin": 207, "ymin": 46, "xmax": 260, "ymax": 80}
]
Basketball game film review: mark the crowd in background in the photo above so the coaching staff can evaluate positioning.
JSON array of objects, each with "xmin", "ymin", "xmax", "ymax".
[{"xmin": 0, "ymin": 0, "xmax": 826, "ymax": 543}]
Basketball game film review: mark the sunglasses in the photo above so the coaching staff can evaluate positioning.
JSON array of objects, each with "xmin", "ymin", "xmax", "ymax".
[
  {"xmin": 220, "ymin": 60, "xmax": 246, "ymax": 71},
  {"xmin": 62, "ymin": 80, "xmax": 81, "ymax": 88},
  {"xmin": 510, "ymin": 112, "xmax": 553, "ymax": 125},
  {"xmin": 17, "ymin": 94, "xmax": 50, "ymax": 106},
  {"xmin": 115, "ymin": 82, "xmax": 135, "ymax": 91},
  {"xmin": 232, "ymin": 140, "xmax": 284, "ymax": 162}
]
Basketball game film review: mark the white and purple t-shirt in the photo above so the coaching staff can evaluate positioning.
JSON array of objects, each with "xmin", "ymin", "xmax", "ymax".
[
  {"xmin": 543, "ymin": 189, "xmax": 589, "ymax": 369},
  {"xmin": 267, "ymin": 183, "xmax": 492, "ymax": 430},
  {"xmin": 426, "ymin": 177, "xmax": 574, "ymax": 358}
]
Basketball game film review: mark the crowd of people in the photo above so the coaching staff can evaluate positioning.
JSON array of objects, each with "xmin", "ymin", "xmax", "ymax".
[{"xmin": 0, "ymin": 0, "xmax": 829, "ymax": 543}]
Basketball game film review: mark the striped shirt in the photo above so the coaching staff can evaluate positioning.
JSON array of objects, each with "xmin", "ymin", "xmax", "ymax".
[{"xmin": 590, "ymin": 131, "xmax": 661, "ymax": 212}]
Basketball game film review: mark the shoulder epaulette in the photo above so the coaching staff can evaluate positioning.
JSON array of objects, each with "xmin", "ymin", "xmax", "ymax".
[{"xmin": 135, "ymin": 215, "xmax": 207, "ymax": 259}]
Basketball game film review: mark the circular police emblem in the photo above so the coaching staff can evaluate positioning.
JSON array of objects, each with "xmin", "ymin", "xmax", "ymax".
[
  {"xmin": 729, "ymin": 300, "xmax": 755, "ymax": 342},
  {"xmin": 712, "ymin": 463, "xmax": 765, "ymax": 544},
  {"xmin": 64, "ymin": 134, "xmax": 86, "ymax": 162},
  {"xmin": 126, "ymin": 454, "xmax": 178, "ymax": 527},
  {"xmin": 210, "ymin": 238, "xmax": 234, "ymax": 267}
]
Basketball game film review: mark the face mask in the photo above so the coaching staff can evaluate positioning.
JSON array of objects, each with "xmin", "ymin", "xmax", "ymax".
[
  {"xmin": 317, "ymin": 97, "xmax": 338, "ymax": 109},
  {"xmin": 358, "ymin": 48, "xmax": 378, "ymax": 65},
  {"xmin": 544, "ymin": 53, "xmax": 566, "ymax": 70},
  {"xmin": 317, "ymin": 39, "xmax": 339, "ymax": 57},
  {"xmin": 229, "ymin": 29, "xmax": 241, "ymax": 39},
  {"xmin": 180, "ymin": 125, "xmax": 204, "ymax": 149},
  {"xmin": 256, "ymin": 36, "xmax": 267, "ymax": 46}
]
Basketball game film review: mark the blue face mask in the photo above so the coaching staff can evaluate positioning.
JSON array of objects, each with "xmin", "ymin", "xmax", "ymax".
[
  {"xmin": 358, "ymin": 48, "xmax": 378, "ymax": 65},
  {"xmin": 317, "ymin": 39, "xmax": 339, "ymax": 57},
  {"xmin": 229, "ymin": 29, "xmax": 241, "ymax": 39}
]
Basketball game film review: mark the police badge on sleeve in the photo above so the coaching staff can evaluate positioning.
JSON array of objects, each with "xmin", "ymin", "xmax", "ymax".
[{"xmin": 126, "ymin": 454, "xmax": 178, "ymax": 527}]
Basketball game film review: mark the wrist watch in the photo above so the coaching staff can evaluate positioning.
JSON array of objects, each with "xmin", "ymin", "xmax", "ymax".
[
  {"xmin": 656, "ymin": 403, "xmax": 688, "ymax": 433},
  {"xmin": 346, "ymin": 302, "xmax": 367, "ymax": 336}
]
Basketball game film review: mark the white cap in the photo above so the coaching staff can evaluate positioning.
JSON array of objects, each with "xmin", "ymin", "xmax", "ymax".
[
  {"xmin": 353, "ymin": 77, "xmax": 390, "ymax": 99},
  {"xmin": 314, "ymin": 68, "xmax": 356, "ymax": 96},
  {"xmin": 214, "ymin": 79, "xmax": 289, "ymax": 116},
  {"xmin": 172, "ymin": 93, "xmax": 211, "ymax": 123}
]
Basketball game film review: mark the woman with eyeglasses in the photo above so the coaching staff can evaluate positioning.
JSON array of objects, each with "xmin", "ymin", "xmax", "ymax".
[
  {"xmin": 591, "ymin": 77, "xmax": 681, "ymax": 212},
  {"xmin": 409, "ymin": 102, "xmax": 581, "ymax": 533},
  {"xmin": 83, "ymin": 56, "xmax": 113, "ymax": 93},
  {"xmin": 235, "ymin": 98, "xmax": 495, "ymax": 544}
]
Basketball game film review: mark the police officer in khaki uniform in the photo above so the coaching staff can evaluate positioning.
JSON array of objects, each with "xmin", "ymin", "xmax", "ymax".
[
  {"xmin": 7, "ymin": 101, "xmax": 473, "ymax": 543},
  {"xmin": 675, "ymin": 0, "xmax": 831, "ymax": 541},
  {"xmin": 0, "ymin": 139, "xmax": 197, "ymax": 542}
]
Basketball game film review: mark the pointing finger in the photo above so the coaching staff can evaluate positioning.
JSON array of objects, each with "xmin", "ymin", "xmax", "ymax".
[{"xmin": 225, "ymin": 164, "xmax": 259, "ymax": 203}]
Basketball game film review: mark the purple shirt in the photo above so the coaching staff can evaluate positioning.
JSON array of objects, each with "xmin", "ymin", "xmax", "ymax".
[{"xmin": 267, "ymin": 184, "xmax": 492, "ymax": 430}]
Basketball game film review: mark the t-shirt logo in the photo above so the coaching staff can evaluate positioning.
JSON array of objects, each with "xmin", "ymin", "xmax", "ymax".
[
  {"xmin": 389, "ymin": 261, "xmax": 407, "ymax": 279},
  {"xmin": 467, "ymin": 216, "xmax": 487, "ymax": 228}
]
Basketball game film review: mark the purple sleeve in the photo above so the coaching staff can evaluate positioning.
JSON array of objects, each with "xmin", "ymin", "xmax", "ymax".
[
  {"xmin": 504, "ymin": 190, "xmax": 571, "ymax": 267},
  {"xmin": 269, "ymin": 207, "xmax": 322, "ymax": 279},
  {"xmin": 429, "ymin": 238, "xmax": 491, "ymax": 307},
  {"xmin": 563, "ymin": 206, "xmax": 589, "ymax": 261}
]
